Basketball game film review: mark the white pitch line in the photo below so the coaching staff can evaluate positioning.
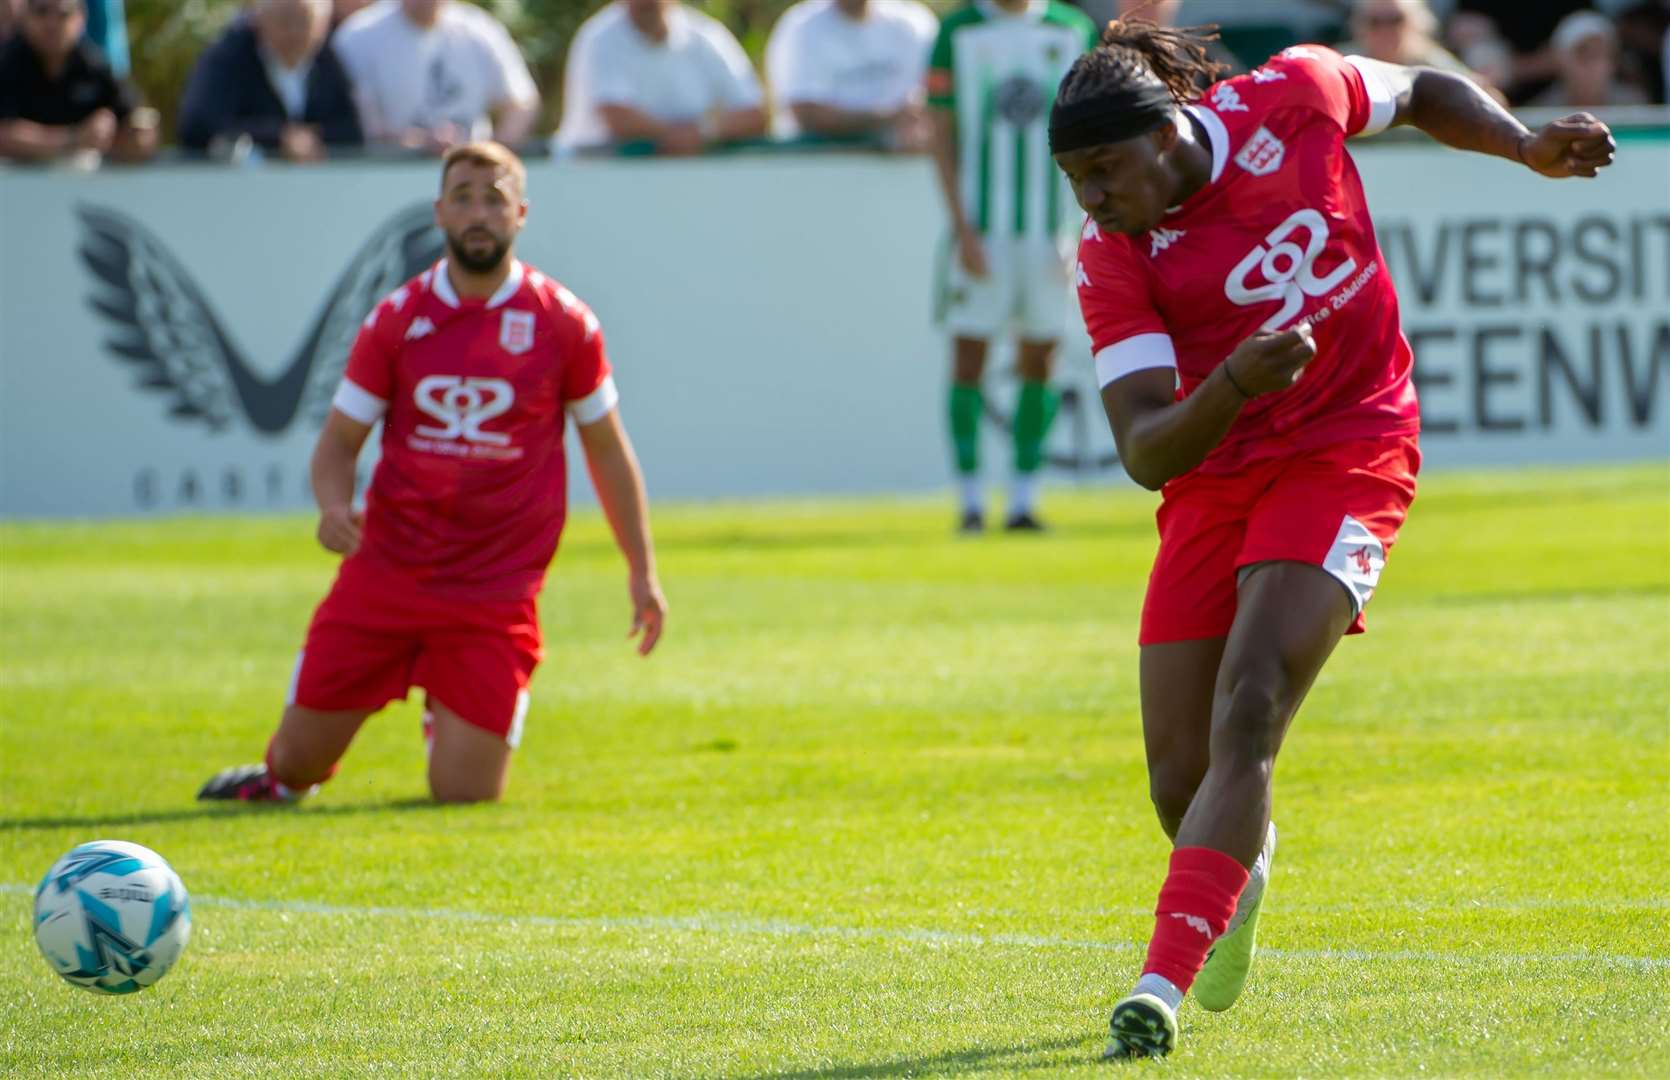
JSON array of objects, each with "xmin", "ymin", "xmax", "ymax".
[{"xmin": 8, "ymin": 883, "xmax": 1668, "ymax": 971}]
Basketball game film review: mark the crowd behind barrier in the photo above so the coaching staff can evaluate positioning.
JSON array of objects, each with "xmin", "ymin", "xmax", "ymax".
[{"xmin": 2, "ymin": 0, "xmax": 1668, "ymax": 169}]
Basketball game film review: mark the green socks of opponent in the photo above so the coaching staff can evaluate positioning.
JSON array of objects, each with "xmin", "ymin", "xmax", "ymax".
[{"xmin": 948, "ymin": 381, "xmax": 1058, "ymax": 521}]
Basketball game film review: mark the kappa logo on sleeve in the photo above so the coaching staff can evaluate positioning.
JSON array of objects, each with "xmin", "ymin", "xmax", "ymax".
[{"xmin": 1211, "ymin": 83, "xmax": 1248, "ymax": 113}]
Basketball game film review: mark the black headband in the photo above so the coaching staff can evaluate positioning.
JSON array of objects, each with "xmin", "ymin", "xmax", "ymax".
[{"xmin": 1048, "ymin": 82, "xmax": 1176, "ymax": 155}]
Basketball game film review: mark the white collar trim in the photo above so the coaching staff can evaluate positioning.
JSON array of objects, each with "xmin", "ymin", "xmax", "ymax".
[
  {"xmin": 432, "ymin": 259, "xmax": 524, "ymax": 309},
  {"xmin": 1183, "ymin": 104, "xmax": 1229, "ymax": 186}
]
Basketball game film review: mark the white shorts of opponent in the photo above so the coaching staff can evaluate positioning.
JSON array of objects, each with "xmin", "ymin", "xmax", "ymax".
[{"xmin": 937, "ymin": 232, "xmax": 1074, "ymax": 342}]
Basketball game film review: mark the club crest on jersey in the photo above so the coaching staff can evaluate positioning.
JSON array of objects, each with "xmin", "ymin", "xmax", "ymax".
[
  {"xmin": 499, "ymin": 310, "xmax": 535, "ymax": 355},
  {"xmin": 1235, "ymin": 127, "xmax": 1286, "ymax": 177},
  {"xmin": 1211, "ymin": 83, "xmax": 1248, "ymax": 113}
]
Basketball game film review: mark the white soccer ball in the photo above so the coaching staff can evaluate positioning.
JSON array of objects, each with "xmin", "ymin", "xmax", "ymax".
[{"xmin": 33, "ymin": 840, "xmax": 192, "ymax": 994}]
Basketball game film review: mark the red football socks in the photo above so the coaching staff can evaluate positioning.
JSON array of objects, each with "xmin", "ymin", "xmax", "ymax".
[{"xmin": 1141, "ymin": 846, "xmax": 1251, "ymax": 993}]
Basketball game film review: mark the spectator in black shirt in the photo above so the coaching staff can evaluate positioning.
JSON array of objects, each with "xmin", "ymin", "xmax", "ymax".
[
  {"xmin": 179, "ymin": 0, "xmax": 362, "ymax": 162},
  {"xmin": 0, "ymin": 0, "xmax": 156, "ymax": 164}
]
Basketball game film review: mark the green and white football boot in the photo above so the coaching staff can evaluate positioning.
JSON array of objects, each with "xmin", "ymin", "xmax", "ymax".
[{"xmin": 1193, "ymin": 821, "xmax": 1277, "ymax": 1012}]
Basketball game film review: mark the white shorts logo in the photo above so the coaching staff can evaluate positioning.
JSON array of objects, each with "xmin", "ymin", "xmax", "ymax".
[
  {"xmin": 1322, "ymin": 514, "xmax": 1386, "ymax": 616},
  {"xmin": 413, "ymin": 375, "xmax": 515, "ymax": 446},
  {"xmin": 1225, "ymin": 208, "xmax": 1358, "ymax": 331}
]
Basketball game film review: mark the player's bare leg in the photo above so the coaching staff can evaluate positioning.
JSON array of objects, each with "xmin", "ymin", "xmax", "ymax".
[
  {"xmin": 950, "ymin": 336, "xmax": 988, "ymax": 532},
  {"xmin": 1108, "ymin": 561, "xmax": 1349, "ymax": 1057},
  {"xmin": 198, "ymin": 705, "xmax": 373, "ymax": 802},
  {"xmin": 425, "ymin": 697, "xmax": 511, "ymax": 804},
  {"xmin": 1139, "ymin": 637, "xmax": 1223, "ymax": 839},
  {"xmin": 1008, "ymin": 339, "xmax": 1058, "ymax": 531},
  {"xmin": 1176, "ymin": 561, "xmax": 1350, "ymax": 864}
]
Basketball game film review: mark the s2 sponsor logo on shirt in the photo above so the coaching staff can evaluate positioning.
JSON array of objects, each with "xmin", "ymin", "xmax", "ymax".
[
  {"xmin": 414, "ymin": 375, "xmax": 514, "ymax": 446},
  {"xmin": 1225, "ymin": 209, "xmax": 1357, "ymax": 331}
]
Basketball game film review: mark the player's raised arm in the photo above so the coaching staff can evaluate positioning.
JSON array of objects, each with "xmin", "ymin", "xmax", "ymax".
[
  {"xmin": 576, "ymin": 410, "xmax": 666, "ymax": 657},
  {"xmin": 1354, "ymin": 57, "xmax": 1617, "ymax": 177}
]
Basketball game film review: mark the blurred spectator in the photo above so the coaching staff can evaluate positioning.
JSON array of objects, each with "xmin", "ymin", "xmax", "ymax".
[
  {"xmin": 333, "ymin": 0, "xmax": 540, "ymax": 154},
  {"xmin": 764, "ymin": 0, "xmax": 937, "ymax": 149},
  {"xmin": 332, "ymin": 0, "xmax": 373, "ymax": 28},
  {"xmin": 1448, "ymin": 0, "xmax": 1588, "ymax": 103},
  {"xmin": 1529, "ymin": 11, "xmax": 1651, "ymax": 106},
  {"xmin": 1109, "ymin": 0, "xmax": 1240, "ymax": 75},
  {"xmin": 1337, "ymin": 0, "xmax": 1503, "ymax": 99},
  {"xmin": 555, "ymin": 0, "xmax": 766, "ymax": 155},
  {"xmin": 0, "ymin": 0, "xmax": 19, "ymax": 46},
  {"xmin": 179, "ymin": 0, "xmax": 362, "ymax": 162},
  {"xmin": 82, "ymin": 0, "xmax": 123, "ymax": 77},
  {"xmin": 0, "ymin": 0, "xmax": 156, "ymax": 164},
  {"xmin": 1614, "ymin": 0, "xmax": 1670, "ymax": 104}
]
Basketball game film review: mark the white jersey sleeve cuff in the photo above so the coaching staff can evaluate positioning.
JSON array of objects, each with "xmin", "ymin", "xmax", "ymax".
[
  {"xmin": 1094, "ymin": 334, "xmax": 1178, "ymax": 389},
  {"xmin": 566, "ymin": 374, "xmax": 619, "ymax": 425},
  {"xmin": 332, "ymin": 378, "xmax": 387, "ymax": 424},
  {"xmin": 1345, "ymin": 55, "xmax": 1398, "ymax": 136}
]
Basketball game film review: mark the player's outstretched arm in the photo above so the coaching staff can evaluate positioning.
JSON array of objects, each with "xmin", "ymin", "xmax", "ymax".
[
  {"xmin": 577, "ymin": 410, "xmax": 667, "ymax": 657},
  {"xmin": 312, "ymin": 409, "xmax": 373, "ymax": 556},
  {"xmin": 1364, "ymin": 59, "xmax": 1617, "ymax": 178}
]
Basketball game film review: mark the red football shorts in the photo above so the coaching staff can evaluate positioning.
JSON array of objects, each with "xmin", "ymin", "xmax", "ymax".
[
  {"xmin": 288, "ymin": 558, "xmax": 543, "ymax": 745},
  {"xmin": 1139, "ymin": 435, "xmax": 1421, "ymax": 646}
]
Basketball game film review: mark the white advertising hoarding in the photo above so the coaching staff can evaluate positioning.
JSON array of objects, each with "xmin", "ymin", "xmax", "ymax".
[{"xmin": 1, "ymin": 134, "xmax": 1666, "ymax": 519}]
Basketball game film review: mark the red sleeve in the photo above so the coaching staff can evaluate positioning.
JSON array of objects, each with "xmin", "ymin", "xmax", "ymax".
[
  {"xmin": 559, "ymin": 299, "xmax": 611, "ymax": 405},
  {"xmin": 343, "ymin": 294, "xmax": 401, "ymax": 402},
  {"xmin": 1256, "ymin": 45, "xmax": 1392, "ymax": 138},
  {"xmin": 1077, "ymin": 233, "xmax": 1166, "ymax": 355}
]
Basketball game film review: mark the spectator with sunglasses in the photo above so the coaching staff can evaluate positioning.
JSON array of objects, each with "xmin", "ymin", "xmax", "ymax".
[{"xmin": 0, "ymin": 0, "xmax": 156, "ymax": 164}]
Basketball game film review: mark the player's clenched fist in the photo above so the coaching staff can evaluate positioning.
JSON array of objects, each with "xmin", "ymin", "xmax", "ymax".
[
  {"xmin": 1518, "ymin": 114, "xmax": 1616, "ymax": 179},
  {"xmin": 316, "ymin": 505, "xmax": 363, "ymax": 556},
  {"xmin": 1222, "ymin": 324, "xmax": 1318, "ymax": 398}
]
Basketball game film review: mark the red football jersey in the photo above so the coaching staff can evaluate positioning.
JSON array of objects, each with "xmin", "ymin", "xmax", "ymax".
[
  {"xmin": 1075, "ymin": 45, "xmax": 1420, "ymax": 475},
  {"xmin": 331, "ymin": 259, "xmax": 617, "ymax": 599}
]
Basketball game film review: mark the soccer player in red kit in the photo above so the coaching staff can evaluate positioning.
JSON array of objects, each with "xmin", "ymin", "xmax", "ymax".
[
  {"xmin": 199, "ymin": 141, "xmax": 667, "ymax": 805},
  {"xmin": 1048, "ymin": 20, "xmax": 1615, "ymax": 1059}
]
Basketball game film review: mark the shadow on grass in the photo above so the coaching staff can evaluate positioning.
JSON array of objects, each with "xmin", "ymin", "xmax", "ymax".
[
  {"xmin": 721, "ymin": 1034, "xmax": 1099, "ymax": 1080},
  {"xmin": 0, "ymin": 797, "xmax": 444, "ymax": 832}
]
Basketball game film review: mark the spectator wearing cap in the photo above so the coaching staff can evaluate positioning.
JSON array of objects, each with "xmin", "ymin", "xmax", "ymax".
[
  {"xmin": 555, "ymin": 0, "xmax": 766, "ymax": 156},
  {"xmin": 179, "ymin": 0, "xmax": 362, "ymax": 162},
  {"xmin": 0, "ymin": 0, "xmax": 155, "ymax": 164},
  {"xmin": 1337, "ymin": 0, "xmax": 1504, "ymax": 100},
  {"xmin": 1448, "ymin": 0, "xmax": 1589, "ymax": 103},
  {"xmin": 764, "ymin": 0, "xmax": 937, "ymax": 150},
  {"xmin": 332, "ymin": 0, "xmax": 540, "ymax": 154},
  {"xmin": 1530, "ymin": 11, "xmax": 1651, "ymax": 108}
]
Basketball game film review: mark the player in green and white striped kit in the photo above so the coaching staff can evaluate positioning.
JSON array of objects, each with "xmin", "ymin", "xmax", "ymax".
[{"xmin": 928, "ymin": 0, "xmax": 1097, "ymax": 532}]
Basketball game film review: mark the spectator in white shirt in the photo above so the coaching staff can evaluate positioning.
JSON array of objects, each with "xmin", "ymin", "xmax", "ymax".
[
  {"xmin": 555, "ymin": 0, "xmax": 766, "ymax": 156},
  {"xmin": 764, "ymin": 0, "xmax": 936, "ymax": 150},
  {"xmin": 333, "ymin": 0, "xmax": 540, "ymax": 154}
]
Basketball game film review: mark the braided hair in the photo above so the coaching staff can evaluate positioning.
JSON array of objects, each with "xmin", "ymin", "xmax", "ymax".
[{"xmin": 1057, "ymin": 18, "xmax": 1231, "ymax": 111}]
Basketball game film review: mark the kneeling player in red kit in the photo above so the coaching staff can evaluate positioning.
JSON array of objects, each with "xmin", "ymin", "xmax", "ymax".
[
  {"xmin": 200, "ymin": 141, "xmax": 666, "ymax": 805},
  {"xmin": 1049, "ymin": 19, "xmax": 1614, "ymax": 1059}
]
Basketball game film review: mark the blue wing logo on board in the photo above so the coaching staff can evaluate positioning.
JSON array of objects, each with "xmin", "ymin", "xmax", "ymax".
[{"xmin": 77, "ymin": 203, "xmax": 445, "ymax": 435}]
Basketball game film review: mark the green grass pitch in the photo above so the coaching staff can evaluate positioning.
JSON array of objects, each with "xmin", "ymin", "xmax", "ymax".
[{"xmin": 2, "ymin": 463, "xmax": 1666, "ymax": 1078}]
